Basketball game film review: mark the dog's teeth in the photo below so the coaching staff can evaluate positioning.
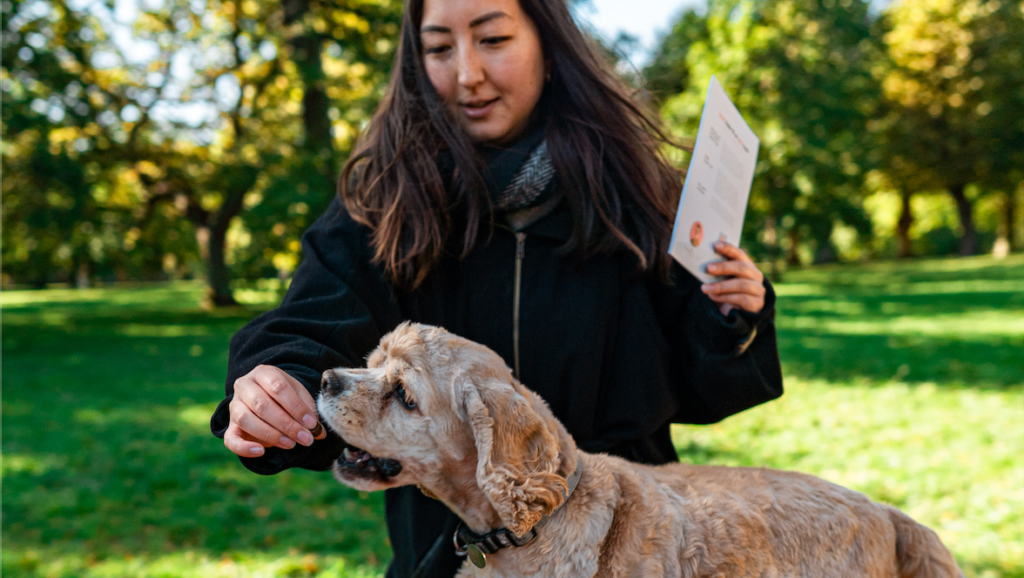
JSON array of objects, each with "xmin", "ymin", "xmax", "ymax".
[{"xmin": 343, "ymin": 447, "xmax": 352, "ymax": 461}]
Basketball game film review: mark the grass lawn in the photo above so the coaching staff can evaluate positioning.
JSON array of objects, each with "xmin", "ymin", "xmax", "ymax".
[{"xmin": 3, "ymin": 255, "xmax": 1023, "ymax": 577}]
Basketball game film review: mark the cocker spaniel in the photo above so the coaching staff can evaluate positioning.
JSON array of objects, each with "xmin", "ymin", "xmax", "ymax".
[{"xmin": 317, "ymin": 323, "xmax": 962, "ymax": 578}]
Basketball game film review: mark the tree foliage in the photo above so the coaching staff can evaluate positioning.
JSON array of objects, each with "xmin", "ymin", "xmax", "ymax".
[
  {"xmin": 5, "ymin": 0, "xmax": 1022, "ymax": 294},
  {"xmin": 644, "ymin": 9, "xmax": 708, "ymax": 106},
  {"xmin": 878, "ymin": 0, "xmax": 1024, "ymax": 255},
  {"xmin": 2, "ymin": 0, "xmax": 401, "ymax": 302},
  {"xmin": 649, "ymin": 0, "xmax": 1022, "ymax": 264},
  {"xmin": 657, "ymin": 0, "xmax": 883, "ymax": 266}
]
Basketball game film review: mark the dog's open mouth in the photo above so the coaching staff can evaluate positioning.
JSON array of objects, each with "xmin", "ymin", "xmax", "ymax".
[{"xmin": 336, "ymin": 443, "xmax": 403, "ymax": 480}]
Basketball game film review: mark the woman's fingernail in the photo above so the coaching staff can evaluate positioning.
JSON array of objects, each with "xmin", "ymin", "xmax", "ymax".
[
  {"xmin": 701, "ymin": 284, "xmax": 710, "ymax": 292},
  {"xmin": 250, "ymin": 446, "xmax": 264, "ymax": 456},
  {"xmin": 302, "ymin": 414, "xmax": 317, "ymax": 428},
  {"xmin": 279, "ymin": 436, "xmax": 296, "ymax": 449},
  {"xmin": 298, "ymin": 431, "xmax": 313, "ymax": 446}
]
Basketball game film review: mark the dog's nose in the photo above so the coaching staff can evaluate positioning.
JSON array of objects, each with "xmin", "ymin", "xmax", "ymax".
[{"xmin": 322, "ymin": 370, "xmax": 345, "ymax": 395}]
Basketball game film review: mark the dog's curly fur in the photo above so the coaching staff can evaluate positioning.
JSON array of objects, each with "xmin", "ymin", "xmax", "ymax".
[{"xmin": 317, "ymin": 323, "xmax": 964, "ymax": 578}]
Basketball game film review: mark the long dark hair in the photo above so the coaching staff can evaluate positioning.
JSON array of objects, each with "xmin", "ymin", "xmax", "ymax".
[{"xmin": 340, "ymin": 0, "xmax": 683, "ymax": 288}]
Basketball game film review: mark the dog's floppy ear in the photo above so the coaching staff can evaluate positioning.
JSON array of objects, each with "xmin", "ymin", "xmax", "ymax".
[{"xmin": 461, "ymin": 374, "xmax": 567, "ymax": 537}]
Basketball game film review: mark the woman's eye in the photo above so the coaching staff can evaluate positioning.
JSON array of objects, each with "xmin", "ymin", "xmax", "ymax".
[
  {"xmin": 396, "ymin": 384, "xmax": 417, "ymax": 411},
  {"xmin": 482, "ymin": 36, "xmax": 511, "ymax": 46},
  {"xmin": 425, "ymin": 45, "xmax": 449, "ymax": 56}
]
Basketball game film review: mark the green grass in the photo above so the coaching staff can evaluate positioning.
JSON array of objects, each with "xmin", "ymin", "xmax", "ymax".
[
  {"xmin": 3, "ymin": 256, "xmax": 1023, "ymax": 577},
  {"xmin": 2, "ymin": 284, "xmax": 390, "ymax": 578}
]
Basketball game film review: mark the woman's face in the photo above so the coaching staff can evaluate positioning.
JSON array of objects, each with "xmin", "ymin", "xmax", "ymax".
[{"xmin": 420, "ymin": 0, "xmax": 547, "ymax": 145}]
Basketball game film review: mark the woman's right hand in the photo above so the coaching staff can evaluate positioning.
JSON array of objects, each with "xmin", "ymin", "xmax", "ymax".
[{"xmin": 224, "ymin": 365, "xmax": 327, "ymax": 458}]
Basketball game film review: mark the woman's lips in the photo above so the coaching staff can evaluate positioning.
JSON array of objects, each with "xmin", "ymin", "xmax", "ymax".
[{"xmin": 460, "ymin": 98, "xmax": 499, "ymax": 119}]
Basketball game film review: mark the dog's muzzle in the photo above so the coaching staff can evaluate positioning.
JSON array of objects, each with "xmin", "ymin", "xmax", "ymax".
[{"xmin": 321, "ymin": 370, "xmax": 345, "ymax": 395}]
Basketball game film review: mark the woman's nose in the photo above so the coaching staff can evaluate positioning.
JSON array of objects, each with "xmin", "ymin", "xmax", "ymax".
[{"xmin": 457, "ymin": 46, "xmax": 485, "ymax": 89}]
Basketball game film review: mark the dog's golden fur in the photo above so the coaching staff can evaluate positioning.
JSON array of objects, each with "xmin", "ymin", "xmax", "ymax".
[{"xmin": 318, "ymin": 323, "xmax": 963, "ymax": 577}]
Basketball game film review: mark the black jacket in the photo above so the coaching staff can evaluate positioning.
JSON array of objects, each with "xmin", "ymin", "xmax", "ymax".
[{"xmin": 211, "ymin": 196, "xmax": 783, "ymax": 578}]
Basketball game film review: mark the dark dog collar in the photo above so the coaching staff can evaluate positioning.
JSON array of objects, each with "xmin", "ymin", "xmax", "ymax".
[{"xmin": 453, "ymin": 454, "xmax": 584, "ymax": 569}]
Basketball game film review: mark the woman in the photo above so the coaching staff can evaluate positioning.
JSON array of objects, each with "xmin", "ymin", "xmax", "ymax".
[{"xmin": 210, "ymin": 0, "xmax": 782, "ymax": 576}]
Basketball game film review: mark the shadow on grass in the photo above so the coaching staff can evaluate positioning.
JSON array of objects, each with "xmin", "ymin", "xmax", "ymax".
[
  {"xmin": 776, "ymin": 327, "xmax": 1024, "ymax": 389},
  {"xmin": 773, "ymin": 258, "xmax": 1024, "ymax": 389}
]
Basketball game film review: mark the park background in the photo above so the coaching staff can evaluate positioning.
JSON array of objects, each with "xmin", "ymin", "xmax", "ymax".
[{"xmin": 2, "ymin": 0, "xmax": 1022, "ymax": 575}]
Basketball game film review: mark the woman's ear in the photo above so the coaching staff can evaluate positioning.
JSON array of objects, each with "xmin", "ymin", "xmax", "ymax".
[{"xmin": 460, "ymin": 375, "xmax": 567, "ymax": 537}]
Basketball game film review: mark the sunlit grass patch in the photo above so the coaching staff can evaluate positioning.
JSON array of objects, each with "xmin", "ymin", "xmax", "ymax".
[
  {"xmin": 783, "ymin": 310, "xmax": 1024, "ymax": 338},
  {"xmin": 774, "ymin": 253, "xmax": 1024, "ymax": 289},
  {"xmin": 3, "ymin": 549, "xmax": 383, "ymax": 578}
]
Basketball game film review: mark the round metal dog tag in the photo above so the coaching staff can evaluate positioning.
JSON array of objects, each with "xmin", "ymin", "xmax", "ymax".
[{"xmin": 467, "ymin": 544, "xmax": 486, "ymax": 568}]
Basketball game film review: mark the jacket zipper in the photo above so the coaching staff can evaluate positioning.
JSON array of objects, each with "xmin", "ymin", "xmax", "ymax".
[{"xmin": 513, "ymin": 232, "xmax": 526, "ymax": 378}]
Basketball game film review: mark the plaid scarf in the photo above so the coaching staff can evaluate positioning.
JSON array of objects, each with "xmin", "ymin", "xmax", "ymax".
[
  {"xmin": 437, "ymin": 127, "xmax": 559, "ymax": 231},
  {"xmin": 479, "ymin": 126, "xmax": 556, "ymax": 214},
  {"xmin": 493, "ymin": 139, "xmax": 555, "ymax": 212}
]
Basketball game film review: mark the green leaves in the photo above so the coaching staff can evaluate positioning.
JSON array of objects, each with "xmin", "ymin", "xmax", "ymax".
[
  {"xmin": 650, "ymin": 0, "xmax": 1023, "ymax": 262},
  {"xmin": 1, "ymin": 0, "xmax": 402, "ymax": 298},
  {"xmin": 656, "ymin": 0, "xmax": 884, "ymax": 264}
]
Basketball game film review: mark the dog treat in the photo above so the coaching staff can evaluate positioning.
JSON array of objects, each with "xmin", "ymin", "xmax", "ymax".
[{"xmin": 308, "ymin": 422, "xmax": 324, "ymax": 437}]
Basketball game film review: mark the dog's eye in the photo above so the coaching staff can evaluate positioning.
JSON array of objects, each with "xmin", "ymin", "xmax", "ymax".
[{"xmin": 396, "ymin": 384, "xmax": 417, "ymax": 411}]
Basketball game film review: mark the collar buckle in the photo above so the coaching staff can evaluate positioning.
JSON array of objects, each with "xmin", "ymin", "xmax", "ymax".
[{"xmin": 454, "ymin": 525, "xmax": 538, "ymax": 569}]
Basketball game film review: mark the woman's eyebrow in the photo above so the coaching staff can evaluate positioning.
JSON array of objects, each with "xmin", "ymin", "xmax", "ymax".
[{"xmin": 421, "ymin": 11, "xmax": 510, "ymax": 34}]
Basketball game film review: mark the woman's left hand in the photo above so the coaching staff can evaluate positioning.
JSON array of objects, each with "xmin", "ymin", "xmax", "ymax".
[{"xmin": 700, "ymin": 241, "xmax": 766, "ymax": 316}]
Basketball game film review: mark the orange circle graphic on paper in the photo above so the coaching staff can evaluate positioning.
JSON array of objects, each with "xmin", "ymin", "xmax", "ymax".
[{"xmin": 690, "ymin": 221, "xmax": 704, "ymax": 247}]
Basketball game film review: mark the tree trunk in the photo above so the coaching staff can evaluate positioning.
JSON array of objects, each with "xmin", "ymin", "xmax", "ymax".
[
  {"xmin": 284, "ymin": 0, "xmax": 336, "ymax": 190},
  {"xmin": 1006, "ymin": 189, "xmax": 1018, "ymax": 252},
  {"xmin": 765, "ymin": 216, "xmax": 782, "ymax": 282},
  {"xmin": 786, "ymin": 227, "xmax": 802, "ymax": 267},
  {"xmin": 814, "ymin": 244, "xmax": 835, "ymax": 264},
  {"xmin": 993, "ymin": 190, "xmax": 1017, "ymax": 258},
  {"xmin": 207, "ymin": 228, "xmax": 237, "ymax": 306},
  {"xmin": 813, "ymin": 222, "xmax": 835, "ymax": 264},
  {"xmin": 949, "ymin": 183, "xmax": 978, "ymax": 256},
  {"xmin": 897, "ymin": 189, "xmax": 913, "ymax": 258},
  {"xmin": 76, "ymin": 260, "xmax": 91, "ymax": 289},
  {"xmin": 196, "ymin": 224, "xmax": 237, "ymax": 307},
  {"xmin": 295, "ymin": 34, "xmax": 332, "ymax": 153}
]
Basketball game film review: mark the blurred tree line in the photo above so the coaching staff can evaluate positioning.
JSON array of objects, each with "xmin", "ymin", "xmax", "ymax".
[
  {"xmin": 3, "ymin": 0, "xmax": 401, "ymax": 303},
  {"xmin": 3, "ymin": 0, "xmax": 1022, "ymax": 303},
  {"xmin": 648, "ymin": 0, "xmax": 1023, "ymax": 267}
]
